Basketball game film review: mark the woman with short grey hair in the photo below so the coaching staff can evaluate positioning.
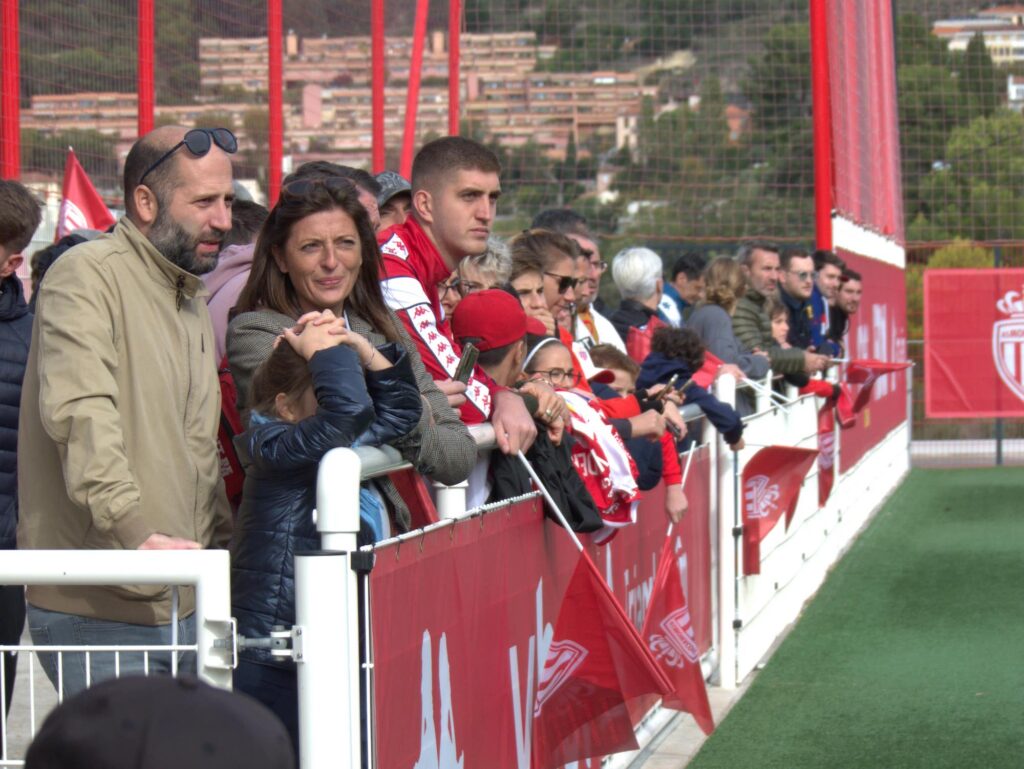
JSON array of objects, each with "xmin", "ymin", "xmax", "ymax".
[
  {"xmin": 609, "ymin": 246, "xmax": 666, "ymax": 343},
  {"xmin": 457, "ymin": 235, "xmax": 511, "ymax": 294}
]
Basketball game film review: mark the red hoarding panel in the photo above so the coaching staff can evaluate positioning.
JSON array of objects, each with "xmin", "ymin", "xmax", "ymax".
[
  {"xmin": 924, "ymin": 269, "xmax": 1024, "ymax": 418},
  {"xmin": 370, "ymin": 449, "xmax": 713, "ymax": 768},
  {"xmin": 835, "ymin": 253, "xmax": 908, "ymax": 470}
]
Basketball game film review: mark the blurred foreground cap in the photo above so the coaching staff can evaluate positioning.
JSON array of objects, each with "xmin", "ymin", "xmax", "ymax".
[{"xmin": 25, "ymin": 675, "xmax": 295, "ymax": 769}]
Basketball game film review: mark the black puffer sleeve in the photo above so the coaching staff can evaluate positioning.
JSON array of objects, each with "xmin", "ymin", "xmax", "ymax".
[
  {"xmin": 246, "ymin": 345, "xmax": 374, "ymax": 471},
  {"xmin": 361, "ymin": 343, "xmax": 423, "ymax": 447}
]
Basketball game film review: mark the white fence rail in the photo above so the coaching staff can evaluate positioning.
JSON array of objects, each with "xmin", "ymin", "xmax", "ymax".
[{"xmin": 0, "ymin": 550, "xmax": 232, "ymax": 767}]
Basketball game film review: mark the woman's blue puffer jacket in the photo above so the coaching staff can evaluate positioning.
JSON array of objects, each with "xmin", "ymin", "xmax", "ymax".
[{"xmin": 231, "ymin": 342, "xmax": 422, "ymax": 665}]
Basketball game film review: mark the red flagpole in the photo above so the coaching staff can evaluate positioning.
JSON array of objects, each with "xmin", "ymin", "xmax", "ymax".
[
  {"xmin": 371, "ymin": 0, "xmax": 386, "ymax": 173},
  {"xmin": 448, "ymin": 0, "xmax": 461, "ymax": 136},
  {"xmin": 137, "ymin": 0, "xmax": 155, "ymax": 136},
  {"xmin": 267, "ymin": 0, "xmax": 283, "ymax": 204},
  {"xmin": 400, "ymin": 0, "xmax": 430, "ymax": 178},
  {"xmin": 1, "ymin": 0, "xmax": 21, "ymax": 178},
  {"xmin": 809, "ymin": 0, "xmax": 834, "ymax": 251}
]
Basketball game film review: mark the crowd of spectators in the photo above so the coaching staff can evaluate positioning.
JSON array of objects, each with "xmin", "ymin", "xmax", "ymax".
[{"xmin": 0, "ymin": 126, "xmax": 864, "ymax": 758}]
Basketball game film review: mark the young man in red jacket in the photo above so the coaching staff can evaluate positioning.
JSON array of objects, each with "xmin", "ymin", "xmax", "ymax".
[{"xmin": 378, "ymin": 137, "xmax": 536, "ymax": 455}]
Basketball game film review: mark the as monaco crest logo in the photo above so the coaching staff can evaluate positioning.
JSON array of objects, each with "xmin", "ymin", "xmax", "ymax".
[
  {"xmin": 744, "ymin": 474, "xmax": 780, "ymax": 520},
  {"xmin": 993, "ymin": 289, "xmax": 1024, "ymax": 403},
  {"xmin": 534, "ymin": 639, "xmax": 587, "ymax": 716},
  {"xmin": 381, "ymin": 233, "xmax": 410, "ymax": 260},
  {"xmin": 58, "ymin": 199, "xmax": 88, "ymax": 237},
  {"xmin": 819, "ymin": 433, "xmax": 835, "ymax": 471},
  {"xmin": 648, "ymin": 607, "xmax": 699, "ymax": 669}
]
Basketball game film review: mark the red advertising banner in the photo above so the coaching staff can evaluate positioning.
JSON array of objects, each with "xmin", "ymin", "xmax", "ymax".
[
  {"xmin": 834, "ymin": 252, "xmax": 908, "ymax": 470},
  {"xmin": 369, "ymin": 449, "xmax": 713, "ymax": 769},
  {"xmin": 924, "ymin": 269, "xmax": 1024, "ymax": 418}
]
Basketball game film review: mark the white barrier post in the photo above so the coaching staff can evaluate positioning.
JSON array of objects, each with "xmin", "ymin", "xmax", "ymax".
[
  {"xmin": 435, "ymin": 479, "xmax": 469, "ymax": 519},
  {"xmin": 298, "ymin": 448, "xmax": 364, "ymax": 769},
  {"xmin": 714, "ymin": 373, "xmax": 739, "ymax": 689}
]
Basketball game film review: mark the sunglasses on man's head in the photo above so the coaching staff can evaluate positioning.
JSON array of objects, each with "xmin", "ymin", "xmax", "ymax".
[
  {"xmin": 544, "ymin": 271, "xmax": 580, "ymax": 295},
  {"xmin": 139, "ymin": 128, "xmax": 237, "ymax": 185}
]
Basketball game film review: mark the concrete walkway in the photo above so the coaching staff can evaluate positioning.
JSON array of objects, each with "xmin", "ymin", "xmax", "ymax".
[{"xmin": 626, "ymin": 679, "xmax": 751, "ymax": 769}]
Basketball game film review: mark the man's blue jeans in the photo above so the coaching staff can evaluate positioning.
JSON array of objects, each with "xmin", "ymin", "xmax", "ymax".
[{"xmin": 26, "ymin": 604, "xmax": 196, "ymax": 698}]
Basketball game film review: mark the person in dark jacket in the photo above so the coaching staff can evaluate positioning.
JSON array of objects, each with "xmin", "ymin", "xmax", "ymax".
[
  {"xmin": 231, "ymin": 311, "xmax": 421, "ymax": 755},
  {"xmin": 0, "ymin": 180, "xmax": 41, "ymax": 718},
  {"xmin": 608, "ymin": 246, "xmax": 667, "ymax": 351},
  {"xmin": 828, "ymin": 268, "xmax": 862, "ymax": 354},
  {"xmin": 778, "ymin": 249, "xmax": 817, "ymax": 351},
  {"xmin": 636, "ymin": 327, "xmax": 745, "ymax": 449},
  {"xmin": 27, "ymin": 233, "xmax": 90, "ymax": 312}
]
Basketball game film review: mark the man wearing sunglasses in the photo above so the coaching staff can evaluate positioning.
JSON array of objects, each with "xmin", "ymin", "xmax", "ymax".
[
  {"xmin": 379, "ymin": 137, "xmax": 536, "ymax": 456},
  {"xmin": 17, "ymin": 126, "xmax": 237, "ymax": 697},
  {"xmin": 777, "ymin": 248, "xmax": 819, "ymax": 352},
  {"xmin": 733, "ymin": 242, "xmax": 829, "ymax": 377}
]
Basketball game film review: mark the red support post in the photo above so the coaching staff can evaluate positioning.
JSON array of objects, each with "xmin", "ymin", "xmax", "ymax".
[
  {"xmin": 448, "ymin": 0, "xmax": 461, "ymax": 136},
  {"xmin": 371, "ymin": 0, "xmax": 386, "ymax": 173},
  {"xmin": 267, "ymin": 0, "xmax": 283, "ymax": 205},
  {"xmin": 400, "ymin": 0, "xmax": 430, "ymax": 179},
  {"xmin": 137, "ymin": 0, "xmax": 155, "ymax": 136},
  {"xmin": 1, "ymin": 0, "xmax": 21, "ymax": 179},
  {"xmin": 809, "ymin": 0, "xmax": 834, "ymax": 251}
]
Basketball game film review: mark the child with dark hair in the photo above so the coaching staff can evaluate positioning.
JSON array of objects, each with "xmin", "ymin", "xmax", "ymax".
[
  {"xmin": 590, "ymin": 344, "xmax": 689, "ymax": 522},
  {"xmin": 636, "ymin": 327, "xmax": 745, "ymax": 449},
  {"xmin": 231, "ymin": 311, "xmax": 421, "ymax": 754},
  {"xmin": 28, "ymin": 234, "xmax": 90, "ymax": 312}
]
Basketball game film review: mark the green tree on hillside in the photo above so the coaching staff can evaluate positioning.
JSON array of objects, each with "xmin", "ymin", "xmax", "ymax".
[
  {"xmin": 909, "ymin": 110, "xmax": 1024, "ymax": 242},
  {"xmin": 958, "ymin": 32, "xmax": 1003, "ymax": 117}
]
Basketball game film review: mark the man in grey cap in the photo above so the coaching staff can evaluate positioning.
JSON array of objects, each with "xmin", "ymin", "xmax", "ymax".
[{"xmin": 375, "ymin": 170, "xmax": 412, "ymax": 231}]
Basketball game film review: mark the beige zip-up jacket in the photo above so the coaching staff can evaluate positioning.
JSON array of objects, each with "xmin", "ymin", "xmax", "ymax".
[{"xmin": 17, "ymin": 218, "xmax": 231, "ymax": 625}]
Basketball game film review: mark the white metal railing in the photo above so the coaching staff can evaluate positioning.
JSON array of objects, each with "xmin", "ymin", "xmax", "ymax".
[{"xmin": 0, "ymin": 550, "xmax": 232, "ymax": 767}]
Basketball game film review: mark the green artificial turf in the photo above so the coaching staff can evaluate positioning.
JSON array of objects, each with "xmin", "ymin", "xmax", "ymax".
[{"xmin": 687, "ymin": 468, "xmax": 1024, "ymax": 769}]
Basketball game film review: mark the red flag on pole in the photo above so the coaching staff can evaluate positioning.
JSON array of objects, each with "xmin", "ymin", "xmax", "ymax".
[
  {"xmin": 817, "ymin": 404, "xmax": 836, "ymax": 507},
  {"xmin": 846, "ymin": 359, "xmax": 913, "ymax": 414},
  {"xmin": 741, "ymin": 446, "xmax": 818, "ymax": 574},
  {"xmin": 641, "ymin": 534, "xmax": 715, "ymax": 735},
  {"xmin": 57, "ymin": 149, "xmax": 116, "ymax": 239},
  {"xmin": 532, "ymin": 551, "xmax": 672, "ymax": 769},
  {"xmin": 691, "ymin": 351, "xmax": 723, "ymax": 389}
]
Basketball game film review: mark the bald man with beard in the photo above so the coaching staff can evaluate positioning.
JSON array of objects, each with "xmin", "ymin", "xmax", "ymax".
[{"xmin": 17, "ymin": 125, "xmax": 237, "ymax": 698}]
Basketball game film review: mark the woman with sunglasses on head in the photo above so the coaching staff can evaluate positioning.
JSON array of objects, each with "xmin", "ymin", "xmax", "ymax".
[{"xmin": 226, "ymin": 174, "xmax": 476, "ymax": 527}]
